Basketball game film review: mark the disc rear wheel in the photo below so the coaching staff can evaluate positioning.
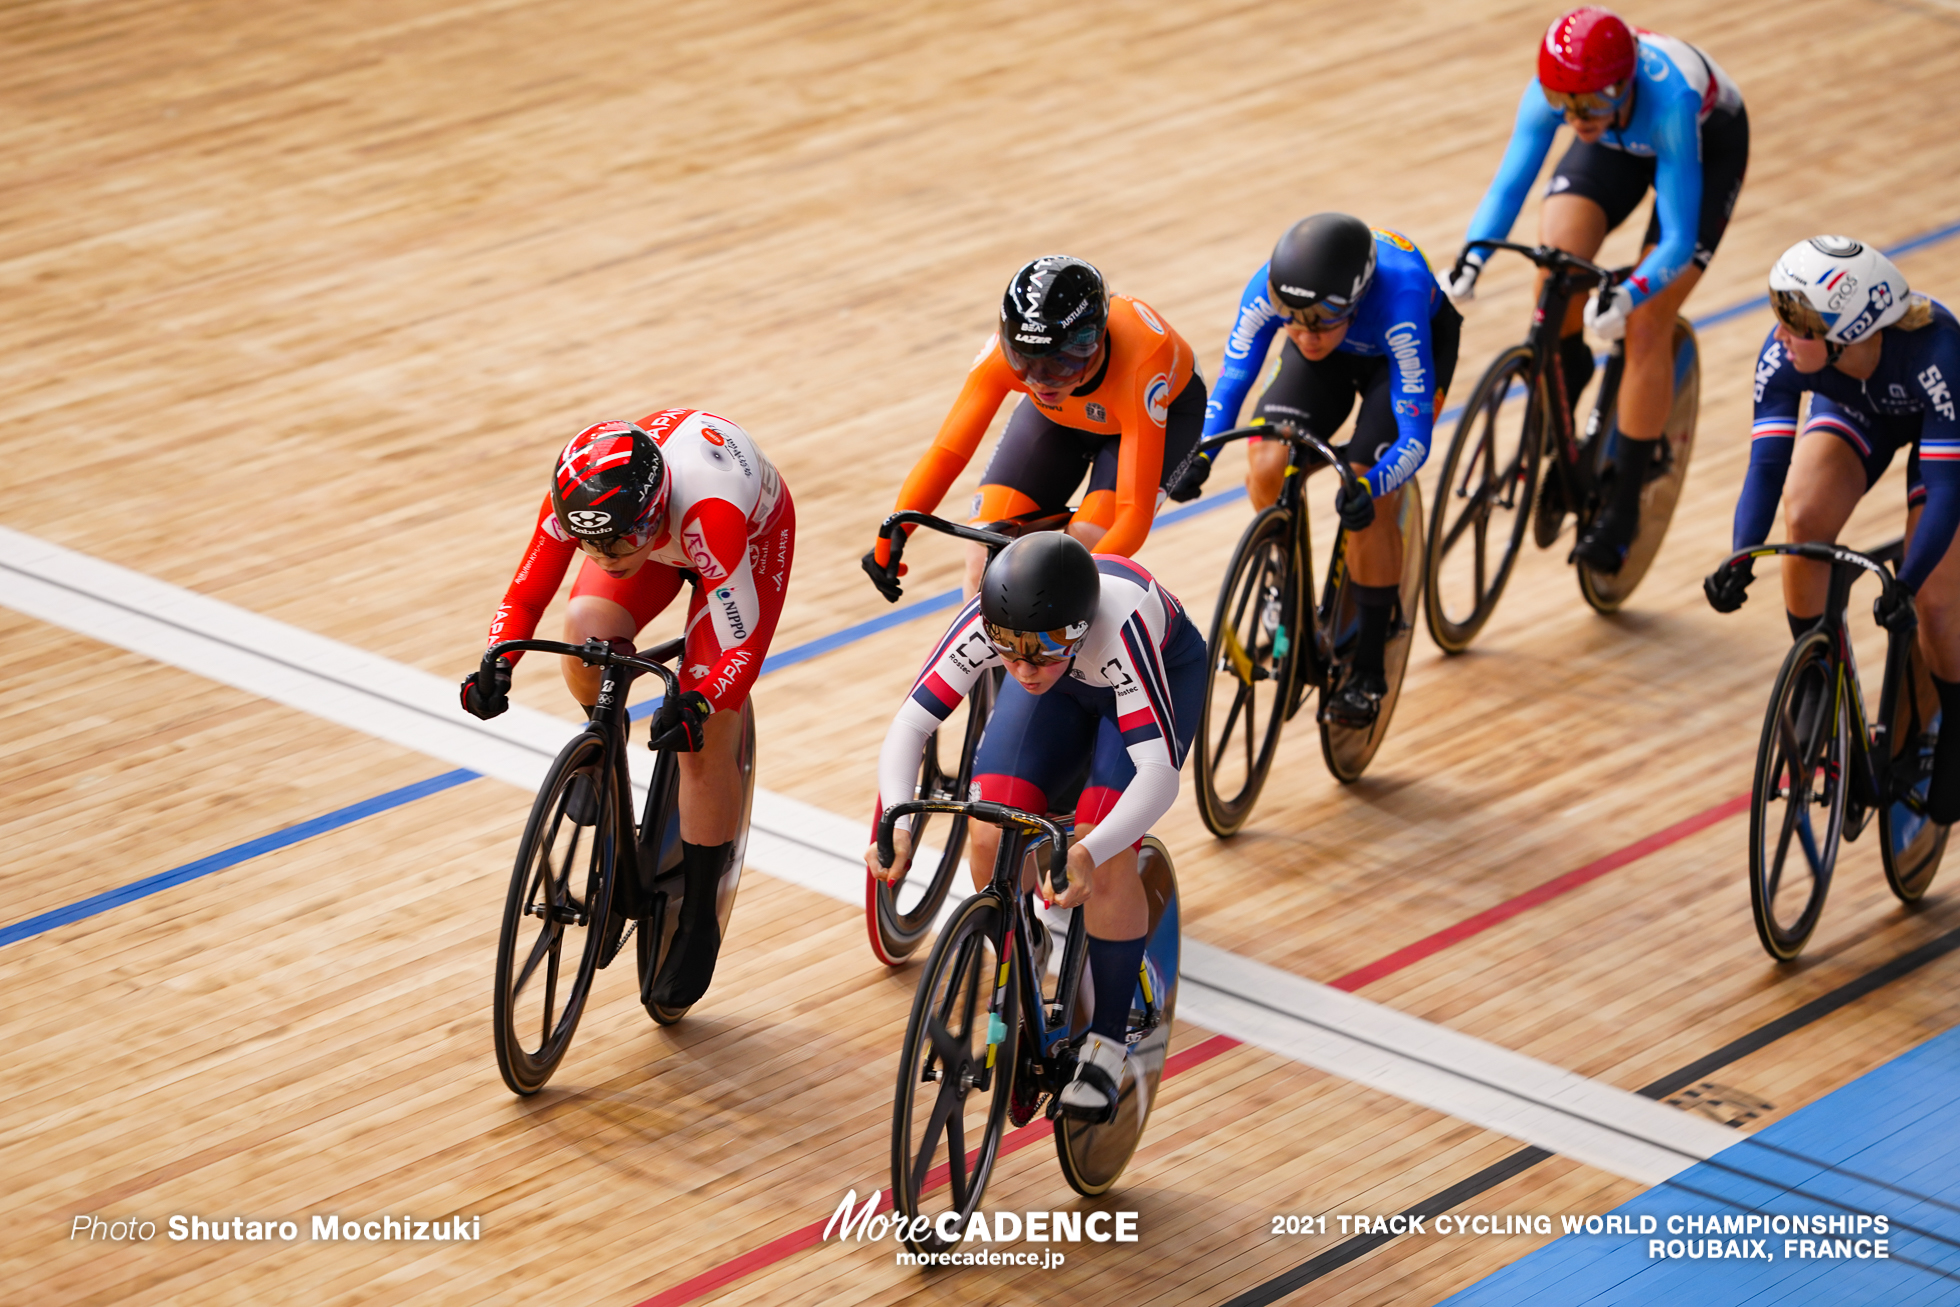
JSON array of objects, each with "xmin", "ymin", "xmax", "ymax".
[
  {"xmin": 1320, "ymin": 479, "xmax": 1424, "ymax": 783},
  {"xmin": 1578, "ymin": 319, "xmax": 1699, "ymax": 612}
]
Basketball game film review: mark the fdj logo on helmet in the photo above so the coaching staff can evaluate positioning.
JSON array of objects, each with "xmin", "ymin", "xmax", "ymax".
[{"xmin": 1837, "ymin": 284, "xmax": 1896, "ymax": 343}]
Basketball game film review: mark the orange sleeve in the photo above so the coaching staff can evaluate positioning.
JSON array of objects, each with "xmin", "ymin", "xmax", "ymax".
[
  {"xmin": 878, "ymin": 336, "xmax": 1016, "ymax": 562},
  {"xmin": 1099, "ymin": 330, "xmax": 1189, "ymax": 558}
]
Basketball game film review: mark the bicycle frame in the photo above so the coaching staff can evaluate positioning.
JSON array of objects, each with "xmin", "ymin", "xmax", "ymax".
[
  {"xmin": 876, "ymin": 798, "xmax": 1159, "ymax": 1085},
  {"xmin": 1718, "ymin": 539, "xmax": 1918, "ymax": 812},
  {"xmin": 484, "ymin": 635, "xmax": 685, "ymax": 969},
  {"xmin": 1193, "ymin": 423, "xmax": 1363, "ymax": 693},
  {"xmin": 1463, "ymin": 239, "xmax": 1623, "ymax": 514},
  {"xmin": 868, "ymin": 506, "xmax": 1076, "ymax": 602}
]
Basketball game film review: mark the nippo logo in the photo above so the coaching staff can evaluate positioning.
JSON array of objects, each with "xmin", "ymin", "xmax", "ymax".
[
  {"xmin": 567, "ymin": 510, "xmax": 614, "ymax": 531},
  {"xmin": 1144, "ymin": 374, "xmax": 1171, "ymax": 426}
]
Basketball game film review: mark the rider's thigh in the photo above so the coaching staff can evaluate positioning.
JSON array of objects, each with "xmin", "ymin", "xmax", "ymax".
[
  {"xmin": 1245, "ymin": 439, "xmax": 1291, "ymax": 510},
  {"xmin": 1785, "ymin": 428, "xmax": 1872, "ymax": 544},
  {"xmin": 1540, "ymin": 194, "xmax": 1610, "ymax": 335},
  {"xmin": 676, "ymin": 705, "xmax": 746, "ymax": 844},
  {"xmin": 1627, "ymin": 258, "xmax": 1703, "ymax": 339},
  {"xmin": 562, "ymin": 587, "xmax": 658, "ymax": 703}
]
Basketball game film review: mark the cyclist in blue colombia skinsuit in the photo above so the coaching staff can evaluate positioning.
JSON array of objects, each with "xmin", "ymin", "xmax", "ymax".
[
  {"xmin": 1704, "ymin": 236, "xmax": 1960, "ymax": 822},
  {"xmin": 1444, "ymin": 7, "xmax": 1747, "ymax": 574},
  {"xmin": 1170, "ymin": 214, "xmax": 1459, "ymax": 728}
]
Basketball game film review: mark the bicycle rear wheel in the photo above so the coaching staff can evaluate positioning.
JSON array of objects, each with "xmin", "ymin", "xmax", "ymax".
[
  {"xmin": 494, "ymin": 731, "xmax": 618, "ymax": 1095},
  {"xmin": 892, "ymin": 891, "xmax": 1018, "ymax": 1256},
  {"xmin": 1578, "ymin": 319, "xmax": 1699, "ymax": 612},
  {"xmin": 1749, "ymin": 630, "xmax": 1845, "ymax": 960},
  {"xmin": 1319, "ymin": 479, "xmax": 1424, "ymax": 783},
  {"xmin": 1054, "ymin": 837, "xmax": 1179, "ymax": 1197},
  {"xmin": 1193, "ymin": 507, "xmax": 1298, "ymax": 837},
  {"xmin": 870, "ymin": 671, "xmax": 996, "ymax": 963},
  {"xmin": 637, "ymin": 699, "xmax": 757, "ymax": 1024},
  {"xmin": 1879, "ymin": 634, "xmax": 1948, "ymax": 902},
  {"xmin": 1424, "ymin": 344, "xmax": 1539, "ymax": 653}
]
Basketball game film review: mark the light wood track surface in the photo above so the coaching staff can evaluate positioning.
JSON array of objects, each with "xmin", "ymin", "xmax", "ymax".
[{"xmin": 6, "ymin": 0, "xmax": 1960, "ymax": 1303}]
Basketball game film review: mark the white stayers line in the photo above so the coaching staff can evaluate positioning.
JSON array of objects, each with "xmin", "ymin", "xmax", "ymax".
[{"xmin": 0, "ymin": 524, "xmax": 1735, "ymax": 1185}]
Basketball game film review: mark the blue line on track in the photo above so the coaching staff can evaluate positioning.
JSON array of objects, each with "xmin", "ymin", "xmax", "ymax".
[
  {"xmin": 0, "ymin": 769, "xmax": 479, "ymax": 949},
  {"xmin": 14, "ymin": 215, "xmax": 1960, "ymax": 949}
]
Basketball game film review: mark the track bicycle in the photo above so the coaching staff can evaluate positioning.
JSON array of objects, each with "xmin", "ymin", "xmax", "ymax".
[
  {"xmin": 861, "ymin": 506, "xmax": 1070, "ymax": 964},
  {"xmin": 879, "ymin": 797, "xmax": 1179, "ymax": 1254},
  {"xmin": 1425, "ymin": 239, "xmax": 1699, "ymax": 652},
  {"xmin": 481, "ymin": 636, "xmax": 757, "ymax": 1095},
  {"xmin": 1716, "ymin": 540, "xmax": 1947, "ymax": 960},
  {"xmin": 1191, "ymin": 424, "xmax": 1425, "ymax": 836}
]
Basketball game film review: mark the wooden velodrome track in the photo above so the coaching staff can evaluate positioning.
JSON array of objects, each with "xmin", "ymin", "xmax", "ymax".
[{"xmin": 8, "ymin": 0, "xmax": 1960, "ymax": 1302}]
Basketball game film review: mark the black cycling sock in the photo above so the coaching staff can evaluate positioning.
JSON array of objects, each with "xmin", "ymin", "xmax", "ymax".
[
  {"xmin": 1560, "ymin": 333, "xmax": 1595, "ymax": 414},
  {"xmin": 1086, "ymin": 933, "xmax": 1148, "ymax": 1044},
  {"xmin": 1788, "ymin": 611, "xmax": 1822, "ymax": 642},
  {"xmin": 1931, "ymin": 677, "xmax": 1960, "ymax": 826},
  {"xmin": 1610, "ymin": 436, "xmax": 1656, "ymax": 525},
  {"xmin": 652, "ymin": 839, "xmax": 731, "ymax": 1006},
  {"xmin": 1350, "ymin": 582, "xmax": 1399, "ymax": 682}
]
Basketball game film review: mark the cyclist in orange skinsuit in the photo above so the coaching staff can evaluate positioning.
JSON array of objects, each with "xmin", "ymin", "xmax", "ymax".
[{"xmin": 864, "ymin": 255, "xmax": 1205, "ymax": 597}]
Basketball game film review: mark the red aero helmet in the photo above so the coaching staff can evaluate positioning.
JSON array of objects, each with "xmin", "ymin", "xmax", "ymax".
[
  {"xmin": 549, "ymin": 420, "xmax": 669, "ymax": 543},
  {"xmin": 1538, "ymin": 7, "xmax": 1637, "ymax": 94}
]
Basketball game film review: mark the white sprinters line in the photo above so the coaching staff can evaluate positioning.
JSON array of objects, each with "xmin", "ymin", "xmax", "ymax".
[
  {"xmin": 0, "ymin": 524, "xmax": 1736, "ymax": 1185},
  {"xmin": 1178, "ymin": 942, "xmax": 1738, "ymax": 1186},
  {"xmin": 0, "ymin": 526, "xmax": 865, "ymax": 903}
]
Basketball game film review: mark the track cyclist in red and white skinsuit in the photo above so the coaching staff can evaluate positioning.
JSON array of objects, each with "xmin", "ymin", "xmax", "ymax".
[{"xmin": 460, "ymin": 409, "xmax": 795, "ymax": 1008}]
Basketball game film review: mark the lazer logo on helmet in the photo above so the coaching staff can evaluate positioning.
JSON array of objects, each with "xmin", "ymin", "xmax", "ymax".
[
  {"xmin": 1015, "ymin": 333, "xmax": 1052, "ymax": 345},
  {"xmin": 1278, "ymin": 284, "xmax": 1317, "ymax": 301},
  {"xmin": 566, "ymin": 510, "xmax": 614, "ymax": 532}
]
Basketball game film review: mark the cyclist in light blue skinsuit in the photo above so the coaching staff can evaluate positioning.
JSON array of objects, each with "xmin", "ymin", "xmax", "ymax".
[
  {"xmin": 1171, "ymin": 215, "xmax": 1459, "ymax": 726},
  {"xmin": 1443, "ymin": 6, "xmax": 1747, "ymax": 573}
]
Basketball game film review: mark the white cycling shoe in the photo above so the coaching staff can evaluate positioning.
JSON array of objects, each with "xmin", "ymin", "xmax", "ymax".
[{"xmin": 1058, "ymin": 1032, "xmax": 1126, "ymax": 1123}]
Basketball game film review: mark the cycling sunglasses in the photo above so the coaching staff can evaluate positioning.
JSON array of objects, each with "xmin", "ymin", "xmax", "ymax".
[
  {"xmin": 1278, "ymin": 298, "xmax": 1358, "ymax": 332},
  {"xmin": 1001, "ymin": 328, "xmax": 1102, "ymax": 389},
  {"xmin": 1543, "ymin": 83, "xmax": 1629, "ymax": 120},
  {"xmin": 1769, "ymin": 289, "xmax": 1832, "ymax": 341},
  {"xmin": 984, "ymin": 620, "xmax": 1089, "ymax": 666},
  {"xmin": 575, "ymin": 527, "xmax": 654, "ymax": 560}
]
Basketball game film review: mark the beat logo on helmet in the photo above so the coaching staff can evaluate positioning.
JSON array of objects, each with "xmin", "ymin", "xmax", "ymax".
[{"xmin": 566, "ymin": 509, "xmax": 614, "ymax": 532}]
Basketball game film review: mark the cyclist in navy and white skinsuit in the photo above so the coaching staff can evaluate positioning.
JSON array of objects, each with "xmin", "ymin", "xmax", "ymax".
[
  {"xmin": 866, "ymin": 542, "xmax": 1204, "ymax": 1120},
  {"xmin": 1445, "ymin": 7, "xmax": 1747, "ymax": 573},
  {"xmin": 1705, "ymin": 237, "xmax": 1960, "ymax": 821}
]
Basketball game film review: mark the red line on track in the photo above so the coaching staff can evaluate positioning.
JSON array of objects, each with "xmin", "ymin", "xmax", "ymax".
[{"xmin": 631, "ymin": 790, "xmax": 1749, "ymax": 1307}]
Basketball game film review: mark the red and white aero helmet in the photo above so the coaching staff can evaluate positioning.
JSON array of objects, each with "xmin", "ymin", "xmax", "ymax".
[
  {"xmin": 1539, "ymin": 7, "xmax": 1637, "ymax": 95},
  {"xmin": 549, "ymin": 421, "xmax": 670, "ymax": 544}
]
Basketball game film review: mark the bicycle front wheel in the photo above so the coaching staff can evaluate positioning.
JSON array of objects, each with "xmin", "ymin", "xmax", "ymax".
[
  {"xmin": 1579, "ymin": 318, "xmax": 1699, "ymax": 612},
  {"xmin": 891, "ymin": 891, "xmax": 1019, "ymax": 1257},
  {"xmin": 494, "ymin": 731, "xmax": 618, "ymax": 1095},
  {"xmin": 1193, "ymin": 507, "xmax": 1298, "ymax": 837},
  {"xmin": 1749, "ymin": 630, "xmax": 1846, "ymax": 960},
  {"xmin": 1424, "ymin": 344, "xmax": 1539, "ymax": 653},
  {"xmin": 1879, "ymin": 633, "xmax": 1948, "ymax": 902},
  {"xmin": 870, "ymin": 671, "xmax": 995, "ymax": 964}
]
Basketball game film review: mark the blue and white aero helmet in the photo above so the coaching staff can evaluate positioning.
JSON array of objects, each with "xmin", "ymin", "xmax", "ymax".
[{"xmin": 1768, "ymin": 236, "xmax": 1910, "ymax": 345}]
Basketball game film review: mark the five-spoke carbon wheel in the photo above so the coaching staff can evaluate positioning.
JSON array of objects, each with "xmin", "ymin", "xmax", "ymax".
[
  {"xmin": 1194, "ymin": 507, "xmax": 1298, "ymax": 836},
  {"xmin": 1748, "ymin": 630, "xmax": 1845, "ymax": 960},
  {"xmin": 1424, "ymin": 344, "xmax": 1539, "ymax": 654},
  {"xmin": 495, "ymin": 732, "xmax": 617, "ymax": 1095},
  {"xmin": 891, "ymin": 891, "xmax": 1019, "ymax": 1256}
]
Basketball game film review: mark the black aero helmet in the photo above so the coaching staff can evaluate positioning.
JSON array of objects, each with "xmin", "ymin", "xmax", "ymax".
[
  {"xmin": 980, "ymin": 533, "xmax": 1101, "ymax": 663},
  {"xmin": 999, "ymin": 255, "xmax": 1109, "ymax": 389},
  {"xmin": 549, "ymin": 420, "xmax": 670, "ymax": 556},
  {"xmin": 1268, "ymin": 214, "xmax": 1377, "ymax": 329}
]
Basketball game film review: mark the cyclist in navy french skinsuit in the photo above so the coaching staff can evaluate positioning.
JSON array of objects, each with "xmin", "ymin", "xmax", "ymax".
[
  {"xmin": 1706, "ymin": 237, "xmax": 1960, "ymax": 820},
  {"xmin": 1445, "ymin": 7, "xmax": 1747, "ymax": 573},
  {"xmin": 1173, "ymin": 214, "xmax": 1459, "ymax": 727}
]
